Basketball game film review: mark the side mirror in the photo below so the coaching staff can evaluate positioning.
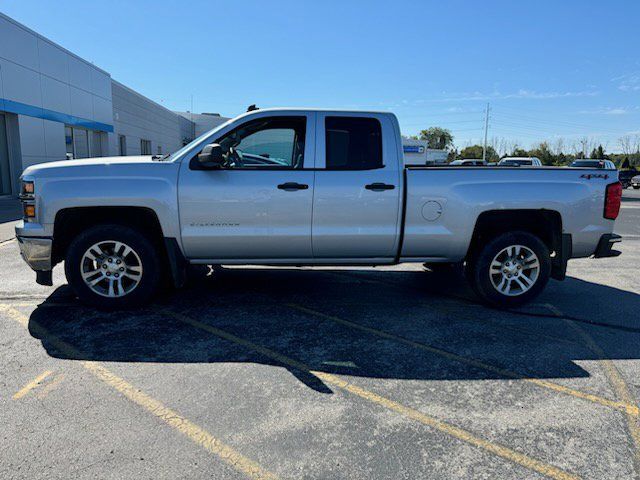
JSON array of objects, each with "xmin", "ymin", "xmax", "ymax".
[{"xmin": 194, "ymin": 143, "xmax": 224, "ymax": 169}]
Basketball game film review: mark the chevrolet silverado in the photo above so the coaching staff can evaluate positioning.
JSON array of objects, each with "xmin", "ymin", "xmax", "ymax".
[{"xmin": 16, "ymin": 108, "xmax": 623, "ymax": 308}]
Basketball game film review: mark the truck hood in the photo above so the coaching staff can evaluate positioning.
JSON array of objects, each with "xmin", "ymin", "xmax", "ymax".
[{"xmin": 22, "ymin": 156, "xmax": 166, "ymax": 178}]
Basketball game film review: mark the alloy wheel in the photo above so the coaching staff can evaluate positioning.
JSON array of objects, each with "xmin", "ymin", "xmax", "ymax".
[
  {"xmin": 80, "ymin": 240, "xmax": 143, "ymax": 298},
  {"xmin": 489, "ymin": 244, "xmax": 540, "ymax": 297}
]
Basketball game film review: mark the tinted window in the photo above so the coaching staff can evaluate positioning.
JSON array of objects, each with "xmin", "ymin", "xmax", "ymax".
[
  {"xmin": 500, "ymin": 159, "xmax": 531, "ymax": 166},
  {"xmin": 325, "ymin": 117, "xmax": 382, "ymax": 170},
  {"xmin": 571, "ymin": 160, "xmax": 602, "ymax": 168}
]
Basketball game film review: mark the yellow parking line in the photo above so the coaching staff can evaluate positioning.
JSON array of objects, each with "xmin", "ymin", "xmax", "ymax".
[
  {"xmin": 83, "ymin": 361, "xmax": 277, "ymax": 480},
  {"xmin": 288, "ymin": 303, "xmax": 640, "ymax": 418},
  {"xmin": 545, "ymin": 304, "xmax": 640, "ymax": 475},
  {"xmin": 13, "ymin": 370, "xmax": 53, "ymax": 399},
  {"xmin": 0, "ymin": 304, "xmax": 278, "ymax": 480},
  {"xmin": 36, "ymin": 373, "xmax": 66, "ymax": 399},
  {"xmin": 163, "ymin": 308, "xmax": 579, "ymax": 480},
  {"xmin": 324, "ymin": 271, "xmax": 580, "ymax": 346}
]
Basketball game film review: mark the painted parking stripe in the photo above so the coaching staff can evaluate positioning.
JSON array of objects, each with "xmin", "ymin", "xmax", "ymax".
[
  {"xmin": 545, "ymin": 303, "xmax": 640, "ymax": 476},
  {"xmin": 36, "ymin": 373, "xmax": 66, "ymax": 399},
  {"xmin": 163, "ymin": 308, "xmax": 579, "ymax": 480},
  {"xmin": 13, "ymin": 370, "xmax": 53, "ymax": 399},
  {"xmin": 288, "ymin": 303, "xmax": 640, "ymax": 418},
  {"xmin": 323, "ymin": 270, "xmax": 582, "ymax": 346},
  {"xmin": 0, "ymin": 304, "xmax": 278, "ymax": 480},
  {"xmin": 0, "ymin": 238, "xmax": 15, "ymax": 248}
]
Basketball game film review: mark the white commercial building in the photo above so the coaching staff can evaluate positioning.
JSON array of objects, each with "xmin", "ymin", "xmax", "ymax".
[
  {"xmin": 0, "ymin": 11, "xmax": 444, "ymax": 198},
  {"xmin": 401, "ymin": 137, "xmax": 449, "ymax": 166},
  {"xmin": 0, "ymin": 12, "xmax": 228, "ymax": 197}
]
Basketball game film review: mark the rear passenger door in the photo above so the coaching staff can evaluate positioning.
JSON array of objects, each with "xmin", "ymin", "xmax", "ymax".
[{"xmin": 312, "ymin": 113, "xmax": 402, "ymax": 259}]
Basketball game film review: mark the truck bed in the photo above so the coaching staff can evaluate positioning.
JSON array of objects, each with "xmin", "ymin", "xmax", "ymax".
[{"xmin": 401, "ymin": 167, "xmax": 616, "ymax": 261}]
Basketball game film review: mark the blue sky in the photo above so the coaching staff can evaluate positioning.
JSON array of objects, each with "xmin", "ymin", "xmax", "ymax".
[{"xmin": 2, "ymin": 0, "xmax": 639, "ymax": 152}]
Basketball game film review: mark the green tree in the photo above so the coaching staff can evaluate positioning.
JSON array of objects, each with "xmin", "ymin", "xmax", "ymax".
[
  {"xmin": 529, "ymin": 142, "xmax": 555, "ymax": 165},
  {"xmin": 459, "ymin": 144, "xmax": 497, "ymax": 160},
  {"xmin": 510, "ymin": 148, "xmax": 529, "ymax": 157},
  {"xmin": 419, "ymin": 127, "xmax": 454, "ymax": 150},
  {"xmin": 589, "ymin": 145, "xmax": 606, "ymax": 159}
]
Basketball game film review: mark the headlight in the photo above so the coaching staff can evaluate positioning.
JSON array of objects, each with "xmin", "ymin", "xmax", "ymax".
[
  {"xmin": 20, "ymin": 179, "xmax": 36, "ymax": 221},
  {"xmin": 20, "ymin": 180, "xmax": 34, "ymax": 199}
]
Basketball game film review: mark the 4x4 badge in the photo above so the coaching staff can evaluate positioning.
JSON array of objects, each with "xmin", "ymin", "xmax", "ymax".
[{"xmin": 580, "ymin": 173, "xmax": 609, "ymax": 180}]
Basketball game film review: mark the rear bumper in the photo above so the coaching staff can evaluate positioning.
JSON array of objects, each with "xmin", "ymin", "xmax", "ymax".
[
  {"xmin": 16, "ymin": 236, "xmax": 52, "ymax": 271},
  {"xmin": 593, "ymin": 233, "xmax": 622, "ymax": 258}
]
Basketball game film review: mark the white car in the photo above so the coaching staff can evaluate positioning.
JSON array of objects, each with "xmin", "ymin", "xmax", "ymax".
[
  {"xmin": 498, "ymin": 157, "xmax": 543, "ymax": 167},
  {"xmin": 449, "ymin": 159, "xmax": 487, "ymax": 166},
  {"xmin": 632, "ymin": 175, "xmax": 640, "ymax": 189},
  {"xmin": 571, "ymin": 159, "xmax": 616, "ymax": 170}
]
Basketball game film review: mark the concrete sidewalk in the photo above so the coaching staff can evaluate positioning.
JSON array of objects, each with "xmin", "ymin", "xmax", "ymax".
[{"xmin": 0, "ymin": 197, "xmax": 21, "ymax": 242}]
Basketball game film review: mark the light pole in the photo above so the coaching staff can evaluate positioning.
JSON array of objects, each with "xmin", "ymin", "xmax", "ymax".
[{"xmin": 482, "ymin": 103, "xmax": 490, "ymax": 162}]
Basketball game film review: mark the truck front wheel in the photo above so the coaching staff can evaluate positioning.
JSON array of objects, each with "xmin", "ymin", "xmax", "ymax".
[
  {"xmin": 467, "ymin": 231, "xmax": 551, "ymax": 308},
  {"xmin": 64, "ymin": 224, "xmax": 161, "ymax": 309}
]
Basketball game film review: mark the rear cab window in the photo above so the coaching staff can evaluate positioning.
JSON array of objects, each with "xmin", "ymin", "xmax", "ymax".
[{"xmin": 325, "ymin": 117, "xmax": 383, "ymax": 170}]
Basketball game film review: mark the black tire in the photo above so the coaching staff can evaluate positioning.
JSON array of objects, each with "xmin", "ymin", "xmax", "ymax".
[
  {"xmin": 467, "ymin": 231, "xmax": 551, "ymax": 308},
  {"xmin": 64, "ymin": 224, "xmax": 161, "ymax": 309}
]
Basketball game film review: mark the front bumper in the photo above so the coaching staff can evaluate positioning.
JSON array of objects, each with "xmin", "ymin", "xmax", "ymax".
[
  {"xmin": 593, "ymin": 233, "xmax": 622, "ymax": 258},
  {"xmin": 16, "ymin": 236, "xmax": 53, "ymax": 271}
]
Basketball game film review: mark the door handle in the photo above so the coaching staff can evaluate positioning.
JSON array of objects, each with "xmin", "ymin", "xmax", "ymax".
[
  {"xmin": 277, "ymin": 182, "xmax": 309, "ymax": 191},
  {"xmin": 365, "ymin": 183, "xmax": 395, "ymax": 191}
]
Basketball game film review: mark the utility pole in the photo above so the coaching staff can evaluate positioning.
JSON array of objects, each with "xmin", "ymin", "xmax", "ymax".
[
  {"xmin": 581, "ymin": 139, "xmax": 587, "ymax": 159},
  {"xmin": 190, "ymin": 94, "xmax": 194, "ymax": 142},
  {"xmin": 482, "ymin": 103, "xmax": 490, "ymax": 163}
]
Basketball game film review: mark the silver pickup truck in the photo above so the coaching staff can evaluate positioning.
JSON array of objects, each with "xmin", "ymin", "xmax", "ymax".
[{"xmin": 15, "ymin": 108, "xmax": 623, "ymax": 308}]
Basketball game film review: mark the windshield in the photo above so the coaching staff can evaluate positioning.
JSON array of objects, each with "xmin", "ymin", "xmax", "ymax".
[
  {"xmin": 499, "ymin": 159, "xmax": 531, "ymax": 166},
  {"xmin": 165, "ymin": 117, "xmax": 236, "ymax": 161},
  {"xmin": 571, "ymin": 160, "xmax": 603, "ymax": 168}
]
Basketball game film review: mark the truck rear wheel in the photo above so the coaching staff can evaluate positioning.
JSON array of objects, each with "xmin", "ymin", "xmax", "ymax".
[
  {"xmin": 467, "ymin": 231, "xmax": 551, "ymax": 308},
  {"xmin": 64, "ymin": 224, "xmax": 161, "ymax": 309}
]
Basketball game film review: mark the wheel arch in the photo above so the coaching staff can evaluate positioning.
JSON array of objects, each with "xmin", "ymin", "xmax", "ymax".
[
  {"xmin": 53, "ymin": 206, "xmax": 186, "ymax": 287},
  {"xmin": 466, "ymin": 209, "xmax": 568, "ymax": 280}
]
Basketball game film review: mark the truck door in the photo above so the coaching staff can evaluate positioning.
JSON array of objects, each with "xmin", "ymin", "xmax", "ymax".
[
  {"xmin": 312, "ymin": 113, "xmax": 402, "ymax": 258},
  {"xmin": 178, "ymin": 114, "xmax": 315, "ymax": 260}
]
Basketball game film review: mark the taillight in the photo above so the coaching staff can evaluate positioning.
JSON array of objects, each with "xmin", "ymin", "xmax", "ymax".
[{"xmin": 604, "ymin": 182, "xmax": 622, "ymax": 220}]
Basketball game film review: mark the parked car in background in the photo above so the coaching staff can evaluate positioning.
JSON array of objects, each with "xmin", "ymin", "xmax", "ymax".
[
  {"xmin": 632, "ymin": 174, "xmax": 640, "ymax": 189},
  {"xmin": 449, "ymin": 159, "xmax": 487, "ymax": 166},
  {"xmin": 619, "ymin": 168, "xmax": 638, "ymax": 189},
  {"xmin": 498, "ymin": 157, "xmax": 543, "ymax": 167},
  {"xmin": 570, "ymin": 159, "xmax": 616, "ymax": 170}
]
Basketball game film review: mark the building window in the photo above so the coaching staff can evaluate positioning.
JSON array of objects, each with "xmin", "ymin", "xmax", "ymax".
[
  {"xmin": 0, "ymin": 114, "xmax": 11, "ymax": 195},
  {"xmin": 119, "ymin": 135, "xmax": 127, "ymax": 156},
  {"xmin": 65, "ymin": 126, "xmax": 74, "ymax": 159},
  {"xmin": 157, "ymin": 145, "xmax": 162, "ymax": 155},
  {"xmin": 66, "ymin": 126, "xmax": 103, "ymax": 159},
  {"xmin": 140, "ymin": 139, "xmax": 151, "ymax": 155},
  {"xmin": 90, "ymin": 130, "xmax": 103, "ymax": 157},
  {"xmin": 73, "ymin": 128, "xmax": 89, "ymax": 159}
]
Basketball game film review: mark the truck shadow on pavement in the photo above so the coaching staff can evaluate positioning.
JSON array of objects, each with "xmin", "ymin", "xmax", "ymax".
[{"xmin": 27, "ymin": 267, "xmax": 640, "ymax": 393}]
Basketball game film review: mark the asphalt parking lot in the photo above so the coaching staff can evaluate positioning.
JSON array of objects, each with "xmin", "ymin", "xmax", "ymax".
[{"xmin": 1, "ymin": 189, "xmax": 640, "ymax": 479}]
